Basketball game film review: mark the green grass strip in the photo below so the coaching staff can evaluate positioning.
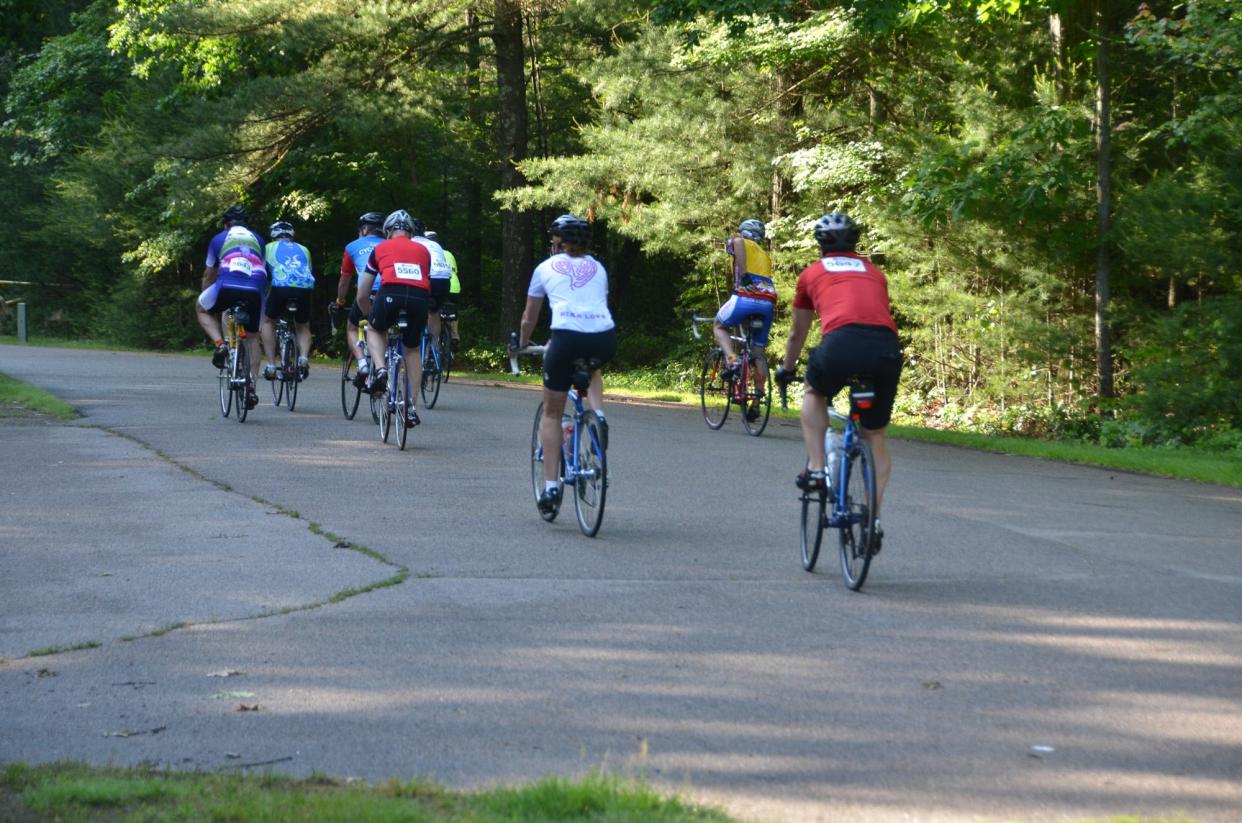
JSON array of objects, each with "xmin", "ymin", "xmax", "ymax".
[{"xmin": 0, "ymin": 372, "xmax": 77, "ymax": 420}]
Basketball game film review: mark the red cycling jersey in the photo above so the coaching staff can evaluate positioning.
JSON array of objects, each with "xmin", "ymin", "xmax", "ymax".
[
  {"xmin": 793, "ymin": 252, "xmax": 896, "ymax": 335},
  {"xmin": 364, "ymin": 237, "xmax": 432, "ymax": 290}
]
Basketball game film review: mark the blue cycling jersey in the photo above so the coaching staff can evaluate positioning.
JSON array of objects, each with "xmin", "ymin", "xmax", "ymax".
[{"xmin": 344, "ymin": 235, "xmax": 384, "ymax": 294}]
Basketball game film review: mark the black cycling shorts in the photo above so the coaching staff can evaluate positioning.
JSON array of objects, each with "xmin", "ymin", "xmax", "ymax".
[
  {"xmin": 427, "ymin": 279, "xmax": 452, "ymax": 312},
  {"xmin": 208, "ymin": 287, "xmax": 262, "ymax": 333},
  {"xmin": 348, "ymin": 299, "xmax": 367, "ymax": 327},
  {"xmin": 264, "ymin": 286, "xmax": 312, "ymax": 323},
  {"xmin": 543, "ymin": 328, "xmax": 618, "ymax": 392},
  {"xmin": 369, "ymin": 284, "xmax": 428, "ymax": 349},
  {"xmin": 805, "ymin": 324, "xmax": 903, "ymax": 430}
]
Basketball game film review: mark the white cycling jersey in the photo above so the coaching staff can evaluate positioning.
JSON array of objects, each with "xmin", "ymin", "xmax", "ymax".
[
  {"xmin": 527, "ymin": 253, "xmax": 614, "ymax": 334},
  {"xmin": 414, "ymin": 237, "xmax": 453, "ymax": 280}
]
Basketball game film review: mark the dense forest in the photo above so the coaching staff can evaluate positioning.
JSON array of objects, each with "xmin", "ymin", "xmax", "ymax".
[{"xmin": 1, "ymin": 0, "xmax": 1238, "ymax": 447}]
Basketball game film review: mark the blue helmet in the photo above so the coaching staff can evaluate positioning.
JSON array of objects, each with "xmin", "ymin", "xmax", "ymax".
[{"xmin": 738, "ymin": 218, "xmax": 765, "ymax": 242}]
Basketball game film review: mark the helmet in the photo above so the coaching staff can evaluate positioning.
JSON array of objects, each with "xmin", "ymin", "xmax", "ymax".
[
  {"xmin": 738, "ymin": 218, "xmax": 765, "ymax": 242},
  {"xmin": 423, "ymin": 230, "xmax": 438, "ymax": 242},
  {"xmin": 383, "ymin": 209, "xmax": 414, "ymax": 235},
  {"xmin": 358, "ymin": 211, "xmax": 384, "ymax": 230},
  {"xmin": 410, "ymin": 217, "xmax": 427, "ymax": 237},
  {"xmin": 221, "ymin": 205, "xmax": 249, "ymax": 226},
  {"xmin": 813, "ymin": 213, "xmax": 860, "ymax": 251},
  {"xmin": 269, "ymin": 220, "xmax": 295, "ymax": 239},
  {"xmin": 548, "ymin": 214, "xmax": 590, "ymax": 246}
]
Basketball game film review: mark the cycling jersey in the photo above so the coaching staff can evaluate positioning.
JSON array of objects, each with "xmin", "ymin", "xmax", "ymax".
[
  {"xmin": 265, "ymin": 239, "xmax": 314, "ymax": 289},
  {"xmin": 527, "ymin": 253, "xmax": 614, "ymax": 333},
  {"xmin": 365, "ymin": 236, "xmax": 432, "ymax": 290},
  {"xmin": 793, "ymin": 252, "xmax": 896, "ymax": 335},
  {"xmin": 444, "ymin": 248, "xmax": 461, "ymax": 295},
  {"xmin": 208, "ymin": 226, "xmax": 267, "ymax": 292},
  {"xmin": 342, "ymin": 234, "xmax": 384, "ymax": 294},
  {"xmin": 413, "ymin": 236, "xmax": 453, "ymax": 280},
  {"xmin": 727, "ymin": 236, "xmax": 776, "ymax": 302}
]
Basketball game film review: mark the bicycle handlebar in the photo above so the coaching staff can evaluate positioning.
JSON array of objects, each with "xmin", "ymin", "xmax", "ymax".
[
  {"xmin": 690, "ymin": 314, "xmax": 715, "ymax": 340},
  {"xmin": 507, "ymin": 332, "xmax": 547, "ymax": 375},
  {"xmin": 776, "ymin": 371, "xmax": 803, "ymax": 411}
]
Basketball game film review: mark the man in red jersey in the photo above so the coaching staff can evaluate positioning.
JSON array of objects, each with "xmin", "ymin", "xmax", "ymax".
[
  {"xmin": 776, "ymin": 213, "xmax": 903, "ymax": 542},
  {"xmin": 357, "ymin": 209, "xmax": 432, "ymax": 427}
]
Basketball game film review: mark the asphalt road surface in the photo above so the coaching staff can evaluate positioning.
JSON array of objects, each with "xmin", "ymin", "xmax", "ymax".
[{"xmin": 2, "ymin": 345, "xmax": 1240, "ymax": 822}]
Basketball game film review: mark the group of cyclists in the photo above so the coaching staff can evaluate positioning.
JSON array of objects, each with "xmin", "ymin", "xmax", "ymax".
[{"xmin": 195, "ymin": 204, "xmax": 901, "ymax": 539}]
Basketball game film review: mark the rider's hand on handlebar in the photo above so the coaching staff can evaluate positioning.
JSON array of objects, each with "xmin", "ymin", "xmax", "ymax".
[{"xmin": 774, "ymin": 365, "xmax": 798, "ymax": 388}]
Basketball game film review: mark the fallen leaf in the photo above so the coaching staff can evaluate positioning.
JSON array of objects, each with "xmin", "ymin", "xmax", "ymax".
[
  {"xmin": 225, "ymin": 753, "xmax": 241, "ymax": 759},
  {"xmin": 333, "ymin": 541, "xmax": 352, "ymax": 549},
  {"xmin": 238, "ymin": 704, "xmax": 260, "ymax": 712},
  {"xmin": 36, "ymin": 668, "xmax": 56, "ymax": 678},
  {"xmin": 922, "ymin": 681, "xmax": 943, "ymax": 690}
]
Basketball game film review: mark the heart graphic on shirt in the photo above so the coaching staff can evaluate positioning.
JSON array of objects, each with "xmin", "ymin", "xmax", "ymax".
[{"xmin": 551, "ymin": 257, "xmax": 596, "ymax": 289}]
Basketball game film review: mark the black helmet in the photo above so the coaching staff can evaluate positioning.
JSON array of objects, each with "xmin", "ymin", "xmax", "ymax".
[
  {"xmin": 383, "ymin": 209, "xmax": 414, "ymax": 235},
  {"xmin": 813, "ymin": 213, "xmax": 860, "ymax": 252},
  {"xmin": 222, "ymin": 205, "xmax": 249, "ymax": 226},
  {"xmin": 410, "ymin": 217, "xmax": 427, "ymax": 237},
  {"xmin": 738, "ymin": 218, "xmax": 765, "ymax": 242},
  {"xmin": 549, "ymin": 214, "xmax": 590, "ymax": 246},
  {"xmin": 358, "ymin": 211, "xmax": 384, "ymax": 230},
  {"xmin": 269, "ymin": 220, "xmax": 295, "ymax": 239}
]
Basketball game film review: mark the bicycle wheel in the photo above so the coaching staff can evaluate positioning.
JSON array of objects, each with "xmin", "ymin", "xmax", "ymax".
[
  {"xmin": 439, "ymin": 326, "xmax": 453, "ymax": 382},
  {"xmin": 800, "ymin": 490, "xmax": 827, "ymax": 572},
  {"xmin": 269, "ymin": 335, "xmax": 285, "ymax": 408},
  {"xmin": 379, "ymin": 361, "xmax": 394, "ymax": 444},
  {"xmin": 340, "ymin": 349, "xmax": 361, "ymax": 420},
  {"xmin": 573, "ymin": 411, "xmax": 608, "ymax": 537},
  {"xmin": 530, "ymin": 402, "xmax": 562, "ymax": 522},
  {"xmin": 839, "ymin": 437, "xmax": 878, "ymax": 591},
  {"xmin": 233, "ymin": 342, "xmax": 250, "ymax": 423},
  {"xmin": 421, "ymin": 346, "xmax": 442, "ymax": 409},
  {"xmin": 699, "ymin": 349, "xmax": 730, "ymax": 429},
  {"xmin": 741, "ymin": 353, "xmax": 772, "ymax": 437},
  {"xmin": 218, "ymin": 355, "xmax": 232, "ymax": 419},
  {"xmin": 396, "ymin": 358, "xmax": 410, "ymax": 451},
  {"xmin": 284, "ymin": 335, "xmax": 300, "ymax": 412},
  {"xmin": 369, "ymin": 391, "xmax": 382, "ymax": 425}
]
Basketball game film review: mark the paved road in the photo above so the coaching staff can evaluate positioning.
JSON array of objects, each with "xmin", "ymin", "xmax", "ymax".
[{"xmin": 2, "ymin": 345, "xmax": 1240, "ymax": 822}]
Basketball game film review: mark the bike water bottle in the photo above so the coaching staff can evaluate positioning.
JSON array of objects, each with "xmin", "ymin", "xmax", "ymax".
[
  {"xmin": 561, "ymin": 412, "xmax": 575, "ymax": 458},
  {"xmin": 824, "ymin": 429, "xmax": 840, "ymax": 488}
]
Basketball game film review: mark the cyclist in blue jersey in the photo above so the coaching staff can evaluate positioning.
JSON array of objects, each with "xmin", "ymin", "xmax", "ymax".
[
  {"xmin": 196, "ymin": 205, "xmax": 267, "ymax": 409},
  {"xmin": 261, "ymin": 220, "xmax": 314, "ymax": 381},
  {"xmin": 333, "ymin": 211, "xmax": 385, "ymax": 387}
]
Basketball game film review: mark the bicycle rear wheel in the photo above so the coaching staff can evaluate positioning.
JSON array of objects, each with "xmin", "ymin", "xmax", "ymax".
[
  {"xmin": 285, "ymin": 335, "xmax": 300, "ymax": 412},
  {"xmin": 421, "ymin": 347, "xmax": 442, "ymax": 408},
  {"xmin": 218, "ymin": 353, "xmax": 232, "ymax": 418},
  {"xmin": 340, "ymin": 349, "xmax": 361, "ymax": 419},
  {"xmin": 396, "ymin": 358, "xmax": 410, "ymax": 450},
  {"xmin": 741, "ymin": 354, "xmax": 772, "ymax": 437},
  {"xmin": 270, "ymin": 336, "xmax": 285, "ymax": 408},
  {"xmin": 530, "ymin": 402, "xmax": 558, "ymax": 522},
  {"xmin": 369, "ymin": 391, "xmax": 382, "ymax": 425},
  {"xmin": 800, "ymin": 490, "xmax": 827, "ymax": 572},
  {"xmin": 379, "ymin": 362, "xmax": 394, "ymax": 444},
  {"xmin": 233, "ymin": 342, "xmax": 250, "ymax": 423},
  {"xmin": 573, "ymin": 412, "xmax": 608, "ymax": 537},
  {"xmin": 439, "ymin": 326, "xmax": 453, "ymax": 382},
  {"xmin": 699, "ymin": 349, "xmax": 730, "ymax": 429},
  {"xmin": 839, "ymin": 438, "xmax": 878, "ymax": 591}
]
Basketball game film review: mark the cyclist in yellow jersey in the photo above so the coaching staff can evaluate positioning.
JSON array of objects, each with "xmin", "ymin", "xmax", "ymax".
[
  {"xmin": 714, "ymin": 218, "xmax": 778, "ymax": 418},
  {"xmin": 425, "ymin": 230, "xmax": 461, "ymax": 351}
]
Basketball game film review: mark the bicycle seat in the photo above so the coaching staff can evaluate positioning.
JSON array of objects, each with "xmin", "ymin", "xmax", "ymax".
[
  {"xmin": 849, "ymin": 379, "xmax": 875, "ymax": 412},
  {"xmin": 440, "ymin": 305, "xmax": 457, "ymax": 321},
  {"xmin": 233, "ymin": 308, "xmax": 251, "ymax": 328},
  {"xmin": 570, "ymin": 357, "xmax": 603, "ymax": 392},
  {"xmin": 744, "ymin": 314, "xmax": 766, "ymax": 331},
  {"xmin": 395, "ymin": 309, "xmax": 409, "ymax": 330},
  {"xmin": 285, "ymin": 300, "xmax": 299, "ymax": 315}
]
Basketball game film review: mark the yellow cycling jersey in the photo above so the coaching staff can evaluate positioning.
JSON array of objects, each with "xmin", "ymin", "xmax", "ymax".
[
  {"xmin": 736, "ymin": 237, "xmax": 772, "ymax": 280},
  {"xmin": 445, "ymin": 249, "xmax": 460, "ymax": 294}
]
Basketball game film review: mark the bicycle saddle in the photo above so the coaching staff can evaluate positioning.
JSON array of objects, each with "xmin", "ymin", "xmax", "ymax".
[
  {"xmin": 395, "ymin": 309, "xmax": 409, "ymax": 330},
  {"xmin": 570, "ymin": 357, "xmax": 603, "ymax": 392}
]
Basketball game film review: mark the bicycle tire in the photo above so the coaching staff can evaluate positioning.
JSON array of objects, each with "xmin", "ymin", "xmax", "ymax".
[
  {"xmin": 218, "ymin": 358, "xmax": 232, "ymax": 419},
  {"xmin": 421, "ymin": 345, "xmax": 442, "ymax": 409},
  {"xmin": 839, "ymin": 436, "xmax": 878, "ymax": 591},
  {"xmin": 285, "ymin": 334, "xmax": 299, "ymax": 412},
  {"xmin": 233, "ymin": 341, "xmax": 250, "ymax": 423},
  {"xmin": 369, "ymin": 391, "xmax": 382, "ymax": 425},
  {"xmin": 269, "ymin": 334, "xmax": 285, "ymax": 408},
  {"xmin": 396, "ymin": 358, "xmax": 410, "ymax": 450},
  {"xmin": 530, "ymin": 402, "xmax": 558, "ymax": 522},
  {"xmin": 699, "ymin": 349, "xmax": 730, "ymax": 429},
  {"xmin": 741, "ymin": 353, "xmax": 772, "ymax": 437},
  {"xmin": 800, "ymin": 490, "xmax": 827, "ymax": 571},
  {"xmin": 573, "ymin": 411, "xmax": 608, "ymax": 537},
  {"xmin": 340, "ymin": 348, "xmax": 361, "ymax": 420},
  {"xmin": 379, "ymin": 361, "xmax": 394, "ymax": 444},
  {"xmin": 439, "ymin": 326, "xmax": 453, "ymax": 382}
]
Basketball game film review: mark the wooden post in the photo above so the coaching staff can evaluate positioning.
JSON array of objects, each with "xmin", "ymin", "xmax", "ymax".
[{"xmin": 17, "ymin": 302, "xmax": 27, "ymax": 343}]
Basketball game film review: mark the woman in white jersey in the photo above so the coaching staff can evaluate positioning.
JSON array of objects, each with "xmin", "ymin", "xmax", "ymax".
[{"xmin": 516, "ymin": 214, "xmax": 617, "ymax": 515}]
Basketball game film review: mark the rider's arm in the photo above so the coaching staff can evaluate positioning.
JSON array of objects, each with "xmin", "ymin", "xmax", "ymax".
[
  {"xmin": 727, "ymin": 235, "xmax": 745, "ymax": 286},
  {"xmin": 357, "ymin": 271, "xmax": 377, "ymax": 315},
  {"xmin": 201, "ymin": 266, "xmax": 218, "ymax": 290},
  {"xmin": 517, "ymin": 295, "xmax": 542, "ymax": 349},
  {"xmin": 336, "ymin": 250, "xmax": 354, "ymax": 305},
  {"xmin": 782, "ymin": 307, "xmax": 815, "ymax": 372}
]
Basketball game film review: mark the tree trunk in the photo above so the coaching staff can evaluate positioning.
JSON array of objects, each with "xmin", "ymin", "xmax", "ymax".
[
  {"xmin": 494, "ymin": 0, "xmax": 532, "ymax": 337},
  {"xmin": 1093, "ymin": 1, "xmax": 1115, "ymax": 400},
  {"xmin": 464, "ymin": 10, "xmax": 484, "ymax": 306}
]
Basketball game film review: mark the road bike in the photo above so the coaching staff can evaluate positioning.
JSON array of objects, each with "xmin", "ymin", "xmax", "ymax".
[
  {"xmin": 217, "ymin": 303, "xmax": 256, "ymax": 423},
  {"xmin": 377, "ymin": 311, "xmax": 416, "ymax": 450},
  {"xmin": 330, "ymin": 308, "xmax": 381, "ymax": 424},
  {"xmin": 692, "ymin": 313, "xmax": 772, "ymax": 436},
  {"xmin": 268, "ymin": 298, "xmax": 303, "ymax": 411},
  {"xmin": 439, "ymin": 303, "xmax": 456, "ymax": 383},
  {"xmin": 509, "ymin": 340, "xmax": 608, "ymax": 537},
  {"xmin": 780, "ymin": 374, "xmax": 880, "ymax": 591},
  {"xmin": 419, "ymin": 318, "xmax": 445, "ymax": 410}
]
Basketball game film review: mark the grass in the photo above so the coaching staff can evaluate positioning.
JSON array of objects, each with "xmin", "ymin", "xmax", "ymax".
[
  {"xmin": 1, "ymin": 762, "xmax": 737, "ymax": 823},
  {"xmin": 0, "ymin": 372, "xmax": 77, "ymax": 420},
  {"xmin": 26, "ymin": 642, "xmax": 100, "ymax": 657}
]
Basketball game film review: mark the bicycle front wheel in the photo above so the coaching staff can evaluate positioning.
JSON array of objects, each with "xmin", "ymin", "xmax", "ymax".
[
  {"xmin": 800, "ymin": 490, "xmax": 827, "ymax": 572},
  {"xmin": 379, "ymin": 364, "xmax": 394, "ymax": 444},
  {"xmin": 396, "ymin": 358, "xmax": 410, "ymax": 451},
  {"xmin": 421, "ymin": 348, "xmax": 442, "ymax": 409},
  {"xmin": 340, "ymin": 349, "xmax": 361, "ymax": 419},
  {"xmin": 218, "ymin": 358, "xmax": 232, "ymax": 419},
  {"xmin": 530, "ymin": 402, "xmax": 558, "ymax": 522},
  {"xmin": 233, "ymin": 343, "xmax": 251, "ymax": 423},
  {"xmin": 699, "ymin": 349, "xmax": 730, "ymax": 430},
  {"xmin": 573, "ymin": 412, "xmax": 608, "ymax": 537},
  {"xmin": 741, "ymin": 354, "xmax": 772, "ymax": 437},
  {"xmin": 839, "ymin": 438, "xmax": 878, "ymax": 591},
  {"xmin": 285, "ymin": 335, "xmax": 300, "ymax": 412}
]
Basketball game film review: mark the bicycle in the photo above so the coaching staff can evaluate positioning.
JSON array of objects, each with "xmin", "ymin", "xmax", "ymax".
[
  {"xmin": 217, "ymin": 303, "xmax": 256, "ymax": 423},
  {"xmin": 419, "ymin": 319, "xmax": 445, "ymax": 409},
  {"xmin": 377, "ymin": 310, "xmax": 415, "ymax": 450},
  {"xmin": 438, "ymin": 303, "xmax": 456, "ymax": 383},
  {"xmin": 509, "ymin": 340, "xmax": 608, "ymax": 537},
  {"xmin": 330, "ymin": 308, "xmax": 381, "ymax": 424},
  {"xmin": 779, "ymin": 374, "xmax": 880, "ymax": 591},
  {"xmin": 269, "ymin": 298, "xmax": 302, "ymax": 411},
  {"xmin": 691, "ymin": 313, "xmax": 772, "ymax": 436}
]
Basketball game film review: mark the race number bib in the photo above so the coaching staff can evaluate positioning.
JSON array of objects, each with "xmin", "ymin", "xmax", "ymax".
[
  {"xmin": 394, "ymin": 262, "xmax": 424, "ymax": 281},
  {"xmin": 822, "ymin": 256, "xmax": 866, "ymax": 272},
  {"xmin": 227, "ymin": 257, "xmax": 254, "ymax": 276}
]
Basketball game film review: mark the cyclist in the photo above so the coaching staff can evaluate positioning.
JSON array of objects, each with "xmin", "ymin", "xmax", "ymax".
[
  {"xmin": 513, "ymin": 214, "xmax": 616, "ymax": 515},
  {"xmin": 356, "ymin": 209, "xmax": 431, "ymax": 428},
  {"xmin": 261, "ymin": 220, "xmax": 314, "ymax": 381},
  {"xmin": 424, "ymin": 230, "xmax": 461, "ymax": 351},
  {"xmin": 196, "ymin": 205, "xmax": 266, "ymax": 410},
  {"xmin": 775, "ymin": 213, "xmax": 902, "ymax": 547},
  {"xmin": 714, "ymin": 218, "xmax": 777, "ymax": 420},
  {"xmin": 411, "ymin": 220, "xmax": 454, "ymax": 362},
  {"xmin": 333, "ymin": 211, "xmax": 386, "ymax": 388}
]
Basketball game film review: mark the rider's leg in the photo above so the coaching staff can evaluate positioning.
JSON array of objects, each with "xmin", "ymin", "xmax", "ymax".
[
  {"xmin": 860, "ymin": 426, "xmax": 892, "ymax": 515},
  {"xmin": 586, "ymin": 370, "xmax": 606, "ymax": 415},
  {"xmin": 197, "ymin": 305, "xmax": 222, "ymax": 343},
  {"xmin": 403, "ymin": 347, "xmax": 422, "ymax": 407},
  {"xmin": 245, "ymin": 334, "xmax": 261, "ymax": 382},
  {"xmin": 800, "ymin": 386, "xmax": 830, "ymax": 473},
  {"xmin": 752, "ymin": 345, "xmax": 768, "ymax": 381},
  {"xmin": 426, "ymin": 311, "xmax": 442, "ymax": 356},
  {"xmin": 540, "ymin": 389, "xmax": 569, "ymax": 484},
  {"xmin": 259, "ymin": 317, "xmax": 278, "ymax": 369},
  {"xmin": 365, "ymin": 326, "xmax": 386, "ymax": 371},
  {"xmin": 347, "ymin": 319, "xmax": 366, "ymax": 365},
  {"xmin": 712, "ymin": 321, "xmax": 736, "ymax": 363},
  {"xmin": 295, "ymin": 322, "xmax": 312, "ymax": 361}
]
